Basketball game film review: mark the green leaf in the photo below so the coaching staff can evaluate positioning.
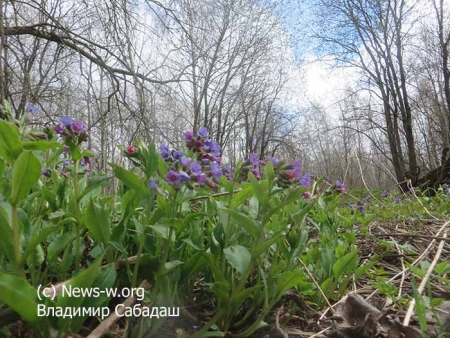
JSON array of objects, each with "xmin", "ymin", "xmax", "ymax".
[
  {"xmin": 275, "ymin": 270, "xmax": 304, "ymax": 298},
  {"xmin": 230, "ymin": 187, "xmax": 253, "ymax": 209},
  {"xmin": 219, "ymin": 208, "xmax": 260, "ymax": 239},
  {"xmin": 0, "ymin": 205, "xmax": 13, "ymax": 260},
  {"xmin": 265, "ymin": 161, "xmax": 275, "ymax": 187},
  {"xmin": 253, "ymin": 231, "xmax": 285, "ymax": 257},
  {"xmin": 333, "ymin": 249, "xmax": 358, "ymax": 279},
  {"xmin": 249, "ymin": 173, "xmax": 268, "ymax": 209},
  {"xmin": 84, "ymin": 199, "xmax": 111, "ymax": 246},
  {"xmin": 110, "ymin": 164, "xmax": 150, "ymax": 197},
  {"xmin": 10, "ymin": 151, "xmax": 41, "ymax": 205},
  {"xmin": 231, "ymin": 284, "xmax": 262, "ymax": 310},
  {"xmin": 57, "ymin": 255, "xmax": 103, "ymax": 329},
  {"xmin": 20, "ymin": 224, "xmax": 62, "ymax": 264},
  {"xmin": 70, "ymin": 265, "xmax": 117, "ymax": 332},
  {"xmin": 165, "ymin": 260, "xmax": 183, "ymax": 272},
  {"xmin": 47, "ymin": 232, "xmax": 76, "ymax": 262},
  {"xmin": 412, "ymin": 278, "xmax": 427, "ymax": 332},
  {"xmin": 0, "ymin": 120, "xmax": 23, "ymax": 163},
  {"xmin": 0, "ymin": 272, "xmax": 37, "ymax": 323},
  {"xmin": 78, "ymin": 174, "xmax": 111, "ymax": 200},
  {"xmin": 145, "ymin": 142, "xmax": 159, "ymax": 179},
  {"xmin": 22, "ymin": 141, "xmax": 63, "ymax": 150},
  {"xmin": 224, "ymin": 245, "xmax": 251, "ymax": 277},
  {"xmin": 0, "ymin": 158, "xmax": 5, "ymax": 177}
]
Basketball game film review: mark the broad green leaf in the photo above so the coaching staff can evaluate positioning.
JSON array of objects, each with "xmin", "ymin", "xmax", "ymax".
[
  {"xmin": 84, "ymin": 199, "xmax": 111, "ymax": 246},
  {"xmin": 145, "ymin": 142, "xmax": 159, "ymax": 179},
  {"xmin": 110, "ymin": 163, "xmax": 150, "ymax": 197},
  {"xmin": 0, "ymin": 120, "xmax": 23, "ymax": 163},
  {"xmin": 0, "ymin": 205, "xmax": 13, "ymax": 259},
  {"xmin": 435, "ymin": 261, "xmax": 450, "ymax": 275},
  {"xmin": 224, "ymin": 245, "xmax": 251, "ymax": 277},
  {"xmin": 231, "ymin": 284, "xmax": 262, "ymax": 309},
  {"xmin": 248, "ymin": 173, "xmax": 268, "ymax": 209},
  {"xmin": 219, "ymin": 208, "xmax": 260, "ymax": 239},
  {"xmin": 412, "ymin": 278, "xmax": 427, "ymax": 332},
  {"xmin": 69, "ymin": 145, "xmax": 81, "ymax": 161},
  {"xmin": 78, "ymin": 174, "xmax": 111, "ymax": 200},
  {"xmin": 10, "ymin": 151, "xmax": 41, "ymax": 205},
  {"xmin": 47, "ymin": 232, "xmax": 76, "ymax": 262},
  {"xmin": 275, "ymin": 270, "xmax": 304, "ymax": 298},
  {"xmin": 149, "ymin": 224, "xmax": 174, "ymax": 241},
  {"xmin": 253, "ymin": 231, "xmax": 285, "ymax": 257},
  {"xmin": 70, "ymin": 265, "xmax": 117, "ymax": 332},
  {"xmin": 265, "ymin": 161, "xmax": 275, "ymax": 187},
  {"xmin": 21, "ymin": 223, "xmax": 62, "ymax": 264},
  {"xmin": 56, "ymin": 255, "xmax": 103, "ymax": 306},
  {"xmin": 0, "ymin": 272, "xmax": 37, "ymax": 323},
  {"xmin": 0, "ymin": 158, "xmax": 5, "ymax": 177},
  {"xmin": 230, "ymin": 187, "xmax": 253, "ymax": 209},
  {"xmin": 157, "ymin": 156, "xmax": 168, "ymax": 177},
  {"xmin": 165, "ymin": 260, "xmax": 184, "ymax": 272},
  {"xmin": 333, "ymin": 249, "xmax": 358, "ymax": 279},
  {"xmin": 22, "ymin": 141, "xmax": 63, "ymax": 150}
]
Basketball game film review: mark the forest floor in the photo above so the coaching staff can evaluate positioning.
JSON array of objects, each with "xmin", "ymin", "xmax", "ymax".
[
  {"xmin": 5, "ymin": 203, "xmax": 449, "ymax": 338},
  {"xmin": 147, "ymin": 217, "xmax": 450, "ymax": 338}
]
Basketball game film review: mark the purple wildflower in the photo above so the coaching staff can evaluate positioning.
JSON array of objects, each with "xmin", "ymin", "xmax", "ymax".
[
  {"xmin": 27, "ymin": 103, "xmax": 39, "ymax": 116},
  {"xmin": 179, "ymin": 171, "xmax": 190, "ymax": 182},
  {"xmin": 334, "ymin": 180, "xmax": 346, "ymax": 193},
  {"xmin": 190, "ymin": 162, "xmax": 202, "ymax": 174},
  {"xmin": 394, "ymin": 197, "xmax": 401, "ymax": 204},
  {"xmin": 348, "ymin": 203, "xmax": 354, "ymax": 209},
  {"xmin": 251, "ymin": 168, "xmax": 261, "ymax": 180},
  {"xmin": 71, "ymin": 120, "xmax": 85, "ymax": 134},
  {"xmin": 172, "ymin": 150, "xmax": 183, "ymax": 160},
  {"xmin": 266, "ymin": 156, "xmax": 280, "ymax": 165},
  {"xmin": 249, "ymin": 153, "xmax": 260, "ymax": 166},
  {"xmin": 181, "ymin": 156, "xmax": 192, "ymax": 168},
  {"xmin": 195, "ymin": 173, "xmax": 207, "ymax": 185},
  {"xmin": 59, "ymin": 116, "xmax": 73, "ymax": 127},
  {"xmin": 165, "ymin": 170, "xmax": 180, "ymax": 186},
  {"xmin": 204, "ymin": 140, "xmax": 221, "ymax": 156},
  {"xmin": 197, "ymin": 127, "xmax": 209, "ymax": 138},
  {"xmin": 184, "ymin": 131, "xmax": 194, "ymax": 141},
  {"xmin": 149, "ymin": 178, "xmax": 158, "ymax": 189},
  {"xmin": 299, "ymin": 173, "xmax": 311, "ymax": 187},
  {"xmin": 381, "ymin": 190, "xmax": 389, "ymax": 198},
  {"xmin": 54, "ymin": 124, "xmax": 65, "ymax": 135},
  {"xmin": 357, "ymin": 205, "xmax": 366, "ymax": 213},
  {"xmin": 159, "ymin": 143, "xmax": 171, "ymax": 160},
  {"xmin": 210, "ymin": 162, "xmax": 222, "ymax": 180}
]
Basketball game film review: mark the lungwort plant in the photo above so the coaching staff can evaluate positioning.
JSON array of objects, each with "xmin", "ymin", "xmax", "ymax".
[{"xmin": 0, "ymin": 105, "xmax": 364, "ymax": 337}]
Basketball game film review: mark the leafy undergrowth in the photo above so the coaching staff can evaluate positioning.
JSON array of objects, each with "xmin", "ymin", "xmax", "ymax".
[{"xmin": 0, "ymin": 106, "xmax": 449, "ymax": 337}]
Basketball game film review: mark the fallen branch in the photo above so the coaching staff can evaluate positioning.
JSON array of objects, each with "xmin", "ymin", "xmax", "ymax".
[{"xmin": 87, "ymin": 280, "xmax": 151, "ymax": 338}]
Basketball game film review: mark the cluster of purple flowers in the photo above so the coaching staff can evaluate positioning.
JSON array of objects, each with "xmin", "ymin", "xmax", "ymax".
[
  {"xmin": 263, "ymin": 157, "xmax": 312, "ymax": 190},
  {"xmin": 333, "ymin": 180, "xmax": 346, "ymax": 194},
  {"xmin": 381, "ymin": 190, "xmax": 389, "ymax": 198},
  {"xmin": 54, "ymin": 116, "xmax": 88, "ymax": 145},
  {"xmin": 348, "ymin": 202, "xmax": 366, "ymax": 214},
  {"xmin": 157, "ymin": 127, "xmax": 224, "ymax": 189},
  {"xmin": 442, "ymin": 184, "xmax": 449, "ymax": 195}
]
